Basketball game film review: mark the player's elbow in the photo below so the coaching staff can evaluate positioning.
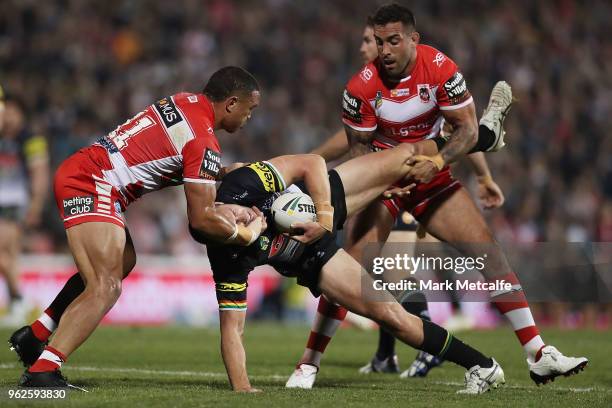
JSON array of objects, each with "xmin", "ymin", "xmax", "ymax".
[
  {"xmin": 188, "ymin": 210, "xmax": 227, "ymax": 243},
  {"xmin": 351, "ymin": 130, "xmax": 373, "ymax": 145}
]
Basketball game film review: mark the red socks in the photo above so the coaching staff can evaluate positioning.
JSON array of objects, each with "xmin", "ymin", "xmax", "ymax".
[{"xmin": 29, "ymin": 346, "xmax": 67, "ymax": 373}]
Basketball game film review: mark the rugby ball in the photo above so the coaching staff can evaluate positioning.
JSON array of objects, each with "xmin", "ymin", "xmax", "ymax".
[{"xmin": 271, "ymin": 192, "xmax": 317, "ymax": 232}]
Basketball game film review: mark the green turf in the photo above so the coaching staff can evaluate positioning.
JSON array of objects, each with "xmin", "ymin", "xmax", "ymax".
[{"xmin": 0, "ymin": 324, "xmax": 609, "ymax": 407}]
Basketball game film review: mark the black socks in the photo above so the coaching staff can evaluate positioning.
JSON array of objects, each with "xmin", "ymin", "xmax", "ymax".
[
  {"xmin": 420, "ymin": 318, "xmax": 492, "ymax": 370},
  {"xmin": 469, "ymin": 125, "xmax": 496, "ymax": 153}
]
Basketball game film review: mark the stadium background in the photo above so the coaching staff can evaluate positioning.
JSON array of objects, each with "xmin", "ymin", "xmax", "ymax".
[{"xmin": 1, "ymin": 0, "xmax": 610, "ymax": 328}]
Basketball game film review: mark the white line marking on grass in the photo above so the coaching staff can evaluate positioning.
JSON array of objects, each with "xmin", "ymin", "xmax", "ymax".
[
  {"xmin": 71, "ymin": 366, "xmax": 287, "ymax": 381},
  {"xmin": 0, "ymin": 363, "xmax": 284, "ymax": 381},
  {"xmin": 1, "ymin": 363, "xmax": 607, "ymax": 393}
]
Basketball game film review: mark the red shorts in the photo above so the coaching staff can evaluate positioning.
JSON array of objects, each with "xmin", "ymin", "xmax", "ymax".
[
  {"xmin": 54, "ymin": 147, "xmax": 125, "ymax": 229},
  {"xmin": 382, "ymin": 168, "xmax": 461, "ymax": 220}
]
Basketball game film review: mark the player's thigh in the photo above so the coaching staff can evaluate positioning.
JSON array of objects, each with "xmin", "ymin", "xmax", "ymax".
[
  {"xmin": 319, "ymin": 249, "xmax": 394, "ymax": 317},
  {"xmin": 416, "ymin": 223, "xmax": 439, "ymax": 243},
  {"xmin": 419, "ymin": 188, "xmax": 511, "ymax": 274},
  {"xmin": 319, "ymin": 250, "xmax": 421, "ymax": 340},
  {"xmin": 419, "ymin": 187, "xmax": 494, "ymax": 244},
  {"xmin": 336, "ymin": 146, "xmax": 412, "ymax": 216},
  {"xmin": 65, "ymin": 222, "xmax": 126, "ymax": 286},
  {"xmin": 344, "ymin": 200, "xmax": 394, "ymax": 261}
]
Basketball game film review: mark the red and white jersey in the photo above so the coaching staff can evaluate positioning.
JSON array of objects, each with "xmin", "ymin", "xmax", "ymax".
[
  {"xmin": 341, "ymin": 44, "xmax": 472, "ymax": 151},
  {"xmin": 91, "ymin": 92, "xmax": 222, "ymax": 208}
]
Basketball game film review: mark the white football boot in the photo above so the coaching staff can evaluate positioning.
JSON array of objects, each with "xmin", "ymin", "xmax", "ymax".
[
  {"xmin": 528, "ymin": 345, "xmax": 588, "ymax": 385},
  {"xmin": 457, "ymin": 358, "xmax": 505, "ymax": 394},
  {"xmin": 479, "ymin": 80, "xmax": 514, "ymax": 152},
  {"xmin": 285, "ymin": 364, "xmax": 318, "ymax": 389}
]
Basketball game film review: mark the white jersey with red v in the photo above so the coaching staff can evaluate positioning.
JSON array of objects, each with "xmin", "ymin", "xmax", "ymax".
[
  {"xmin": 94, "ymin": 92, "xmax": 222, "ymax": 208},
  {"xmin": 342, "ymin": 44, "xmax": 471, "ymax": 155}
]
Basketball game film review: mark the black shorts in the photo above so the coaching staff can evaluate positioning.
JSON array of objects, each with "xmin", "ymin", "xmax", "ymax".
[{"xmin": 274, "ymin": 169, "xmax": 347, "ymax": 296}]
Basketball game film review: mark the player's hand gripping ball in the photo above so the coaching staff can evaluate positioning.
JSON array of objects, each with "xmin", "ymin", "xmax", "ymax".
[{"xmin": 271, "ymin": 192, "xmax": 317, "ymax": 233}]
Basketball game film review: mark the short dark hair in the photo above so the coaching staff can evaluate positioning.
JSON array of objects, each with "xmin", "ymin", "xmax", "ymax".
[
  {"xmin": 371, "ymin": 3, "xmax": 416, "ymax": 31},
  {"xmin": 203, "ymin": 66, "xmax": 259, "ymax": 102},
  {"xmin": 366, "ymin": 15, "xmax": 374, "ymax": 28}
]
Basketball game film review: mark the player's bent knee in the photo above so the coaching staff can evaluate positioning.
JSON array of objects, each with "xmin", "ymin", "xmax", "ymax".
[
  {"xmin": 87, "ymin": 275, "xmax": 123, "ymax": 303},
  {"xmin": 370, "ymin": 303, "xmax": 420, "ymax": 343}
]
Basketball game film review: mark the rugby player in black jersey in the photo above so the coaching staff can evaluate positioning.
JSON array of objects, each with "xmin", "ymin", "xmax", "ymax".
[{"xmin": 196, "ymin": 142, "xmax": 506, "ymax": 394}]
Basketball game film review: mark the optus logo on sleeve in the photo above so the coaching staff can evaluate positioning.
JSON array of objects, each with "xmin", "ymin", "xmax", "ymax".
[{"xmin": 63, "ymin": 196, "xmax": 94, "ymax": 217}]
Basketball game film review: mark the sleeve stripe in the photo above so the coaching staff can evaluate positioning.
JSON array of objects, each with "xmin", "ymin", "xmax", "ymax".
[
  {"xmin": 263, "ymin": 161, "xmax": 286, "ymax": 190},
  {"xmin": 341, "ymin": 119, "xmax": 377, "ymax": 132},
  {"xmin": 183, "ymin": 178, "xmax": 216, "ymax": 184},
  {"xmin": 439, "ymin": 96, "xmax": 473, "ymax": 111}
]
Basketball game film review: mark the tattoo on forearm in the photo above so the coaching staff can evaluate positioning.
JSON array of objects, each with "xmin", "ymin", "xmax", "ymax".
[
  {"xmin": 440, "ymin": 125, "xmax": 476, "ymax": 164},
  {"xmin": 345, "ymin": 127, "xmax": 373, "ymax": 158}
]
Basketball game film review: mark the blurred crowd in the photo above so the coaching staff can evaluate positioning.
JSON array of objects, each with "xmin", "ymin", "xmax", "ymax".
[{"xmin": 1, "ymin": 0, "xmax": 611, "ymax": 256}]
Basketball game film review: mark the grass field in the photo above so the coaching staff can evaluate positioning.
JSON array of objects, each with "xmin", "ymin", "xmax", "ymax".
[{"xmin": 0, "ymin": 324, "xmax": 610, "ymax": 407}]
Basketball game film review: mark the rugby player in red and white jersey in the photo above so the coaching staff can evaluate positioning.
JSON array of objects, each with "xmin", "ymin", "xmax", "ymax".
[
  {"xmin": 286, "ymin": 3, "xmax": 587, "ymax": 389},
  {"xmin": 11, "ymin": 66, "xmax": 268, "ymax": 388},
  {"xmin": 290, "ymin": 17, "xmax": 510, "ymax": 385}
]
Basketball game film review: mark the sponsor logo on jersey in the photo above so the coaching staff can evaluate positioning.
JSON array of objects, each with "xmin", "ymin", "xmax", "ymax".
[
  {"xmin": 247, "ymin": 162, "xmax": 277, "ymax": 192},
  {"xmin": 259, "ymin": 235, "xmax": 270, "ymax": 251},
  {"xmin": 359, "ymin": 66, "xmax": 374, "ymax": 82},
  {"xmin": 390, "ymin": 88, "xmax": 410, "ymax": 98},
  {"xmin": 154, "ymin": 97, "xmax": 183, "ymax": 129},
  {"xmin": 342, "ymin": 90, "xmax": 362, "ymax": 123},
  {"xmin": 63, "ymin": 196, "xmax": 94, "ymax": 217},
  {"xmin": 187, "ymin": 95, "xmax": 198, "ymax": 103},
  {"xmin": 199, "ymin": 148, "xmax": 222, "ymax": 180},
  {"xmin": 418, "ymin": 84, "xmax": 431, "ymax": 103},
  {"xmin": 385, "ymin": 116, "xmax": 439, "ymax": 138},
  {"xmin": 95, "ymin": 136, "xmax": 119, "ymax": 153},
  {"xmin": 433, "ymin": 52, "xmax": 447, "ymax": 67},
  {"xmin": 269, "ymin": 234, "xmax": 286, "ymax": 258},
  {"xmin": 375, "ymin": 91, "xmax": 383, "ymax": 109},
  {"xmin": 114, "ymin": 201, "xmax": 122, "ymax": 217},
  {"xmin": 443, "ymin": 72, "xmax": 469, "ymax": 103},
  {"xmin": 269, "ymin": 234, "xmax": 305, "ymax": 262}
]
